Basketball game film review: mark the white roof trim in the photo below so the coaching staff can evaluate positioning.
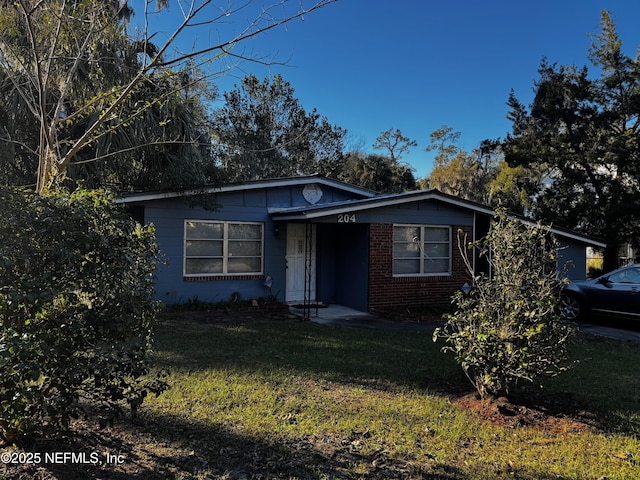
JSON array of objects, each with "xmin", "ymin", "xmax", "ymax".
[
  {"xmin": 115, "ymin": 175, "xmax": 606, "ymax": 249},
  {"xmin": 517, "ymin": 219, "xmax": 606, "ymax": 248},
  {"xmin": 270, "ymin": 190, "xmax": 495, "ymax": 219},
  {"xmin": 270, "ymin": 190, "xmax": 607, "ymax": 248},
  {"xmin": 115, "ymin": 175, "xmax": 376, "ymax": 204}
]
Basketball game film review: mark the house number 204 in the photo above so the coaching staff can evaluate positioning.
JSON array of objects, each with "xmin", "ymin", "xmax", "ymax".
[{"xmin": 337, "ymin": 213, "xmax": 356, "ymax": 223}]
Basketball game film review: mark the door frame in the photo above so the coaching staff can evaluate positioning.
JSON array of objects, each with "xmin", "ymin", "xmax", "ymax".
[{"xmin": 285, "ymin": 223, "xmax": 317, "ymax": 303}]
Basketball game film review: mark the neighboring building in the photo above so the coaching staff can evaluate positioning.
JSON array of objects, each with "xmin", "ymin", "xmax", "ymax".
[
  {"xmin": 117, "ymin": 175, "xmax": 606, "ymax": 312},
  {"xmin": 619, "ymin": 243, "xmax": 639, "ymax": 267}
]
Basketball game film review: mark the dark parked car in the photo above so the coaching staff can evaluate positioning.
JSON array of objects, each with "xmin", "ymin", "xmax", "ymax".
[{"xmin": 560, "ymin": 264, "xmax": 640, "ymax": 321}]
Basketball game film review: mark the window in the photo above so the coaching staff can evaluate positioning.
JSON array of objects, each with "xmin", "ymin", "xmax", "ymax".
[
  {"xmin": 608, "ymin": 266, "xmax": 640, "ymax": 284},
  {"xmin": 184, "ymin": 220, "xmax": 263, "ymax": 276},
  {"xmin": 393, "ymin": 225, "xmax": 451, "ymax": 276}
]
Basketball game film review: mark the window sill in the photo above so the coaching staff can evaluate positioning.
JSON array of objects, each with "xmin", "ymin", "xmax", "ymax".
[
  {"xmin": 184, "ymin": 274, "xmax": 264, "ymax": 282},
  {"xmin": 392, "ymin": 273, "xmax": 452, "ymax": 280}
]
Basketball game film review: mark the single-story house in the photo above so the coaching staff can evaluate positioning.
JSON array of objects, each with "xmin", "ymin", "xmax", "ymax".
[{"xmin": 116, "ymin": 175, "xmax": 606, "ymax": 312}]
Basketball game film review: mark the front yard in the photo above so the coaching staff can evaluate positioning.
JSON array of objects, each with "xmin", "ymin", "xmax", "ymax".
[{"xmin": 3, "ymin": 311, "xmax": 640, "ymax": 479}]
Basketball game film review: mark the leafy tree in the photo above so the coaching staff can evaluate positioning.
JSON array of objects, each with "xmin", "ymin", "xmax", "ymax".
[
  {"xmin": 0, "ymin": 187, "xmax": 165, "ymax": 443},
  {"xmin": 484, "ymin": 153, "xmax": 543, "ymax": 215},
  {"xmin": 0, "ymin": 0, "xmax": 336, "ymax": 444},
  {"xmin": 426, "ymin": 125, "xmax": 461, "ymax": 161},
  {"xmin": 434, "ymin": 211, "xmax": 575, "ymax": 399},
  {"xmin": 502, "ymin": 10, "xmax": 640, "ymax": 271},
  {"xmin": 372, "ymin": 128, "xmax": 417, "ymax": 162},
  {"xmin": 424, "ymin": 126, "xmax": 540, "ymax": 214},
  {"xmin": 0, "ymin": 0, "xmax": 335, "ymax": 192},
  {"xmin": 425, "ymin": 126, "xmax": 489, "ymax": 201},
  {"xmin": 338, "ymin": 152, "xmax": 416, "ymax": 193},
  {"xmin": 212, "ymin": 74, "xmax": 347, "ymax": 181}
]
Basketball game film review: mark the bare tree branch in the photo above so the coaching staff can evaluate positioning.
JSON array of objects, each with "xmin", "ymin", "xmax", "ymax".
[
  {"xmin": 69, "ymin": 140, "xmax": 200, "ymax": 165},
  {"xmin": 1, "ymin": 0, "xmax": 337, "ymax": 191}
]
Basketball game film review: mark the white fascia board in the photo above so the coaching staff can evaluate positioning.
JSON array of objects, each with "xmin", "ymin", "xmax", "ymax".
[
  {"xmin": 115, "ymin": 175, "xmax": 376, "ymax": 204},
  {"xmin": 547, "ymin": 227, "xmax": 606, "ymax": 248},
  {"xmin": 271, "ymin": 190, "xmax": 494, "ymax": 220},
  {"xmin": 272, "ymin": 190, "xmax": 606, "ymax": 248},
  {"xmin": 114, "ymin": 187, "xmax": 215, "ymax": 203}
]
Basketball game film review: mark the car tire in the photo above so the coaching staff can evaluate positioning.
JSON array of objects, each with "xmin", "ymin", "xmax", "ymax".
[{"xmin": 560, "ymin": 293, "xmax": 584, "ymax": 321}]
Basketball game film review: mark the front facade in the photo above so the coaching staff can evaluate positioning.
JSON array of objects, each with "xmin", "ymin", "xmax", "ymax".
[{"xmin": 118, "ymin": 175, "xmax": 605, "ymax": 312}]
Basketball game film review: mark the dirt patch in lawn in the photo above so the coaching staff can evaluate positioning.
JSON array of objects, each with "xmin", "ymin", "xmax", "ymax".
[{"xmin": 452, "ymin": 391, "xmax": 593, "ymax": 434}]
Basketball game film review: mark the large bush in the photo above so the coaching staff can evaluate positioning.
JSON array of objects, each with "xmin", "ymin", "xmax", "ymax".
[
  {"xmin": 0, "ymin": 187, "xmax": 165, "ymax": 443},
  {"xmin": 434, "ymin": 211, "xmax": 575, "ymax": 398}
]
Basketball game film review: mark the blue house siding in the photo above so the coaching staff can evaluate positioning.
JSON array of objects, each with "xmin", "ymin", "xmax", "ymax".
[
  {"xmin": 316, "ymin": 224, "xmax": 369, "ymax": 311},
  {"xmin": 135, "ymin": 181, "xmax": 371, "ymax": 304},
  {"xmin": 558, "ymin": 241, "xmax": 588, "ymax": 281},
  {"xmin": 333, "ymin": 224, "xmax": 369, "ymax": 310},
  {"xmin": 146, "ymin": 202, "xmax": 283, "ymax": 303},
  {"xmin": 118, "ymin": 176, "xmax": 605, "ymax": 309},
  {"xmin": 310, "ymin": 200, "xmax": 475, "ymax": 227}
]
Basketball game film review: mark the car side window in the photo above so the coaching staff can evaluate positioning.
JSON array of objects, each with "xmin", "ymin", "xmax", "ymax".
[
  {"xmin": 608, "ymin": 267, "xmax": 640, "ymax": 284},
  {"xmin": 629, "ymin": 268, "xmax": 640, "ymax": 283}
]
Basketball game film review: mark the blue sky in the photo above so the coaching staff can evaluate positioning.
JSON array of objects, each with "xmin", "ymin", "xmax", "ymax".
[{"xmin": 143, "ymin": 0, "xmax": 640, "ymax": 179}]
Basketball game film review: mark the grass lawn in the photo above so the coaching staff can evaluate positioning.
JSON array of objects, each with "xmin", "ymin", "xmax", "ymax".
[{"xmin": 3, "ymin": 311, "xmax": 640, "ymax": 479}]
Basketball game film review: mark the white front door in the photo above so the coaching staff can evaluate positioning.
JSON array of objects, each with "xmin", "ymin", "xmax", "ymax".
[{"xmin": 285, "ymin": 223, "xmax": 316, "ymax": 303}]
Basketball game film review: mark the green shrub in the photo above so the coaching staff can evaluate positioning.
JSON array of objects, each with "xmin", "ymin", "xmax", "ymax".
[
  {"xmin": 0, "ymin": 187, "xmax": 166, "ymax": 443},
  {"xmin": 434, "ymin": 211, "xmax": 575, "ymax": 398}
]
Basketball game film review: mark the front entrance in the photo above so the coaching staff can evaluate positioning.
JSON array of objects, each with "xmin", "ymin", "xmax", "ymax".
[{"xmin": 285, "ymin": 223, "xmax": 316, "ymax": 303}]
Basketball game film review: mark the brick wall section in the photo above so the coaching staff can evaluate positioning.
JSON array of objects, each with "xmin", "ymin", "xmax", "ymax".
[{"xmin": 368, "ymin": 223, "xmax": 473, "ymax": 311}]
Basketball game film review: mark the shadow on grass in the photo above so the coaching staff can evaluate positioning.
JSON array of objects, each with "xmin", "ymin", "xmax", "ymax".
[
  {"xmin": 546, "ymin": 332, "xmax": 640, "ymax": 436},
  {"xmin": 12, "ymin": 407, "xmax": 591, "ymax": 480},
  {"xmin": 153, "ymin": 316, "xmax": 470, "ymax": 397},
  {"xmin": 154, "ymin": 315, "xmax": 640, "ymax": 437},
  {"xmin": 127, "ymin": 409, "xmax": 586, "ymax": 480},
  {"xmin": 7, "ymin": 410, "xmax": 465, "ymax": 479},
  {"xmin": 135, "ymin": 410, "xmax": 468, "ymax": 479},
  {"xmin": 5, "ymin": 316, "xmax": 628, "ymax": 479}
]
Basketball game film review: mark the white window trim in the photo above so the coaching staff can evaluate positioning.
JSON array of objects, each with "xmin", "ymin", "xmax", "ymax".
[
  {"xmin": 184, "ymin": 220, "xmax": 264, "ymax": 277},
  {"xmin": 392, "ymin": 224, "xmax": 452, "ymax": 277}
]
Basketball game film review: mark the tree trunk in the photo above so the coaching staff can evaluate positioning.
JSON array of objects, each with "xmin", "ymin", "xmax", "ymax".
[
  {"xmin": 602, "ymin": 242, "xmax": 619, "ymax": 274},
  {"xmin": 36, "ymin": 145, "xmax": 58, "ymax": 193}
]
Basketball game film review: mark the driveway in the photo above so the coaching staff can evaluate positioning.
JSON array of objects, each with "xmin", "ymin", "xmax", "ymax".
[
  {"xmin": 292, "ymin": 304, "xmax": 640, "ymax": 342},
  {"xmin": 290, "ymin": 304, "xmax": 438, "ymax": 333},
  {"xmin": 578, "ymin": 322, "xmax": 640, "ymax": 343}
]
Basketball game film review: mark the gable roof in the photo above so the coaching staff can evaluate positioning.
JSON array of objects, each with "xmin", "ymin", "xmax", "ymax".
[
  {"xmin": 116, "ymin": 174, "xmax": 606, "ymax": 249},
  {"xmin": 268, "ymin": 189, "xmax": 494, "ymax": 218},
  {"xmin": 269, "ymin": 188, "xmax": 607, "ymax": 248},
  {"xmin": 115, "ymin": 174, "xmax": 376, "ymax": 204}
]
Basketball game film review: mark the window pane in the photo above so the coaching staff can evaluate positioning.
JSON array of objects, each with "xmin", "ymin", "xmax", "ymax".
[
  {"xmin": 229, "ymin": 240, "xmax": 262, "ymax": 257},
  {"xmin": 394, "ymin": 244, "xmax": 421, "ymax": 258},
  {"xmin": 186, "ymin": 221, "xmax": 223, "ymax": 239},
  {"xmin": 423, "ymin": 243, "xmax": 449, "ymax": 258},
  {"xmin": 424, "ymin": 228, "xmax": 450, "ymax": 242},
  {"xmin": 185, "ymin": 258, "xmax": 223, "ymax": 274},
  {"xmin": 229, "ymin": 223, "xmax": 262, "ymax": 239},
  {"xmin": 394, "ymin": 226, "xmax": 419, "ymax": 242},
  {"xmin": 228, "ymin": 257, "xmax": 262, "ymax": 273},
  {"xmin": 610, "ymin": 268, "xmax": 640, "ymax": 284},
  {"xmin": 186, "ymin": 240, "xmax": 223, "ymax": 256},
  {"xmin": 393, "ymin": 258, "xmax": 420, "ymax": 275},
  {"xmin": 424, "ymin": 258, "xmax": 450, "ymax": 274}
]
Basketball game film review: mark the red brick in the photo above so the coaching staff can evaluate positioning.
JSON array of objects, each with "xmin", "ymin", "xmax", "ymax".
[{"xmin": 367, "ymin": 224, "xmax": 473, "ymax": 310}]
